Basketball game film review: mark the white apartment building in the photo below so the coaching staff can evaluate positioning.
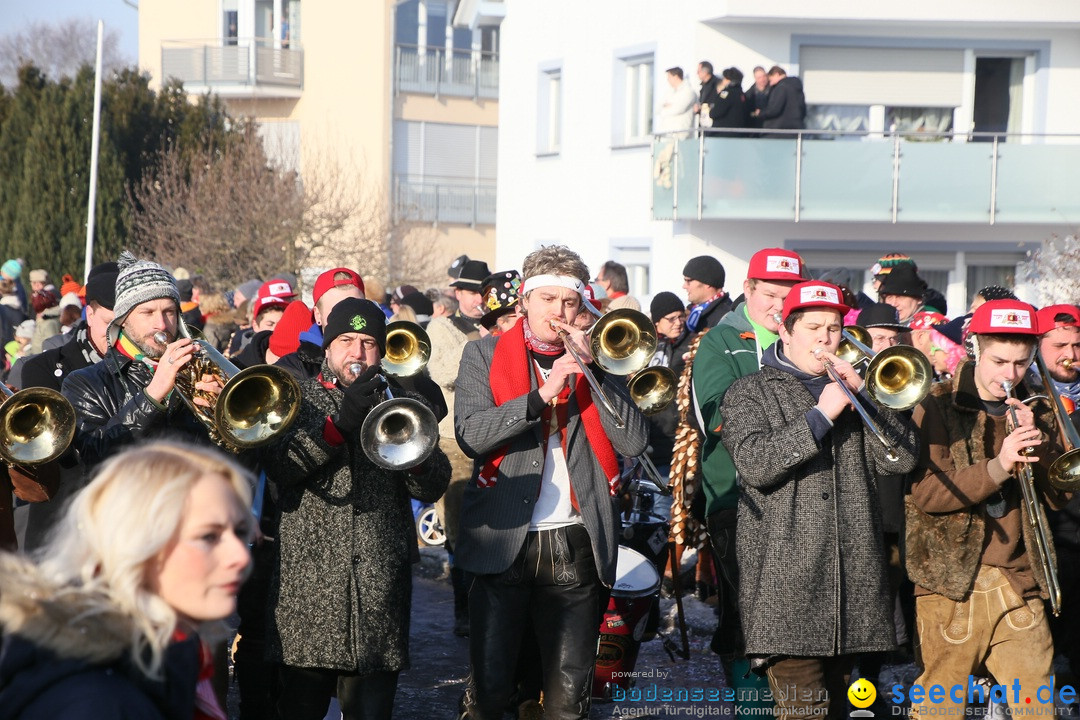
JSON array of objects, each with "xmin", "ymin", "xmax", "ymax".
[{"xmin": 494, "ymin": 0, "xmax": 1080, "ymax": 310}]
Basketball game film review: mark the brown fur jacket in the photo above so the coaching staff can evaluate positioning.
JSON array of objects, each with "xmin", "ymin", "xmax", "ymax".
[{"xmin": 907, "ymin": 361, "xmax": 1069, "ymax": 602}]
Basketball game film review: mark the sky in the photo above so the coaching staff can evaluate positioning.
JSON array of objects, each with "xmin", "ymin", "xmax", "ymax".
[{"xmin": 0, "ymin": 0, "xmax": 140, "ymax": 62}]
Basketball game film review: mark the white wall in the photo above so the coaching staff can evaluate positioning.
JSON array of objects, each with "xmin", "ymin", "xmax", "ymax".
[{"xmin": 496, "ymin": 0, "xmax": 1080, "ymax": 305}]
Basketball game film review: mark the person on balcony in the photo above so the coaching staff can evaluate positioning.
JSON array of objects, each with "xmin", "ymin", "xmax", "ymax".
[
  {"xmin": 712, "ymin": 67, "xmax": 747, "ymax": 135},
  {"xmin": 693, "ymin": 61, "xmax": 723, "ymax": 132},
  {"xmin": 756, "ymin": 65, "xmax": 806, "ymax": 132},
  {"xmin": 659, "ymin": 66, "xmax": 697, "ymax": 136}
]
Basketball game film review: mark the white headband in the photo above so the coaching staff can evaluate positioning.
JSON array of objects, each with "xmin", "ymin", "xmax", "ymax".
[{"xmin": 521, "ymin": 274, "xmax": 585, "ymax": 296}]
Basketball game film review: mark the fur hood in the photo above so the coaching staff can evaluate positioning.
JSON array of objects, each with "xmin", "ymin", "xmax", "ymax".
[
  {"xmin": 0, "ymin": 553, "xmax": 132, "ymax": 666},
  {"xmin": 0, "ymin": 554, "xmax": 200, "ymax": 720}
]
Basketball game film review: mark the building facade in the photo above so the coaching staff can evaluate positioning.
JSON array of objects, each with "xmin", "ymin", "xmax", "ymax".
[
  {"xmin": 495, "ymin": 0, "xmax": 1080, "ymax": 310},
  {"xmin": 138, "ymin": 0, "xmax": 501, "ymax": 286}
]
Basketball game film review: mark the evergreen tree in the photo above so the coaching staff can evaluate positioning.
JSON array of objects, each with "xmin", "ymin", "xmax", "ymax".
[{"xmin": 0, "ymin": 66, "xmax": 47, "ymax": 261}]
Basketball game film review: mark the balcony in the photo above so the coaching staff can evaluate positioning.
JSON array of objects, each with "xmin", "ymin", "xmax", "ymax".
[
  {"xmin": 652, "ymin": 130, "xmax": 1080, "ymax": 225},
  {"xmin": 394, "ymin": 44, "xmax": 498, "ymax": 100},
  {"xmin": 161, "ymin": 39, "xmax": 303, "ymax": 98},
  {"xmin": 393, "ymin": 176, "xmax": 496, "ymax": 226}
]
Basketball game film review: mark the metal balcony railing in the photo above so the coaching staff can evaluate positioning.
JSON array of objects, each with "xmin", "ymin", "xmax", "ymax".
[
  {"xmin": 651, "ymin": 128, "xmax": 1080, "ymax": 225},
  {"xmin": 161, "ymin": 39, "xmax": 303, "ymax": 93},
  {"xmin": 393, "ymin": 176, "xmax": 496, "ymax": 226},
  {"xmin": 394, "ymin": 44, "xmax": 498, "ymax": 100}
]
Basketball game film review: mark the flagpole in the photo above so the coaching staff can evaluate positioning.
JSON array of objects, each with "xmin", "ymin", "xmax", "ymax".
[{"xmin": 84, "ymin": 20, "xmax": 105, "ymax": 281}]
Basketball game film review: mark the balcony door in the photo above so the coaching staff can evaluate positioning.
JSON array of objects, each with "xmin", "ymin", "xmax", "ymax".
[{"xmin": 972, "ymin": 57, "xmax": 1023, "ymax": 141}]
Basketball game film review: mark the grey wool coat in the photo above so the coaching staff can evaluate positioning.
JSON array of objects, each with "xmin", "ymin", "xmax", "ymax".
[
  {"xmin": 260, "ymin": 372, "xmax": 450, "ymax": 673},
  {"xmin": 720, "ymin": 365, "xmax": 919, "ymax": 657},
  {"xmin": 454, "ymin": 333, "xmax": 649, "ymax": 586}
]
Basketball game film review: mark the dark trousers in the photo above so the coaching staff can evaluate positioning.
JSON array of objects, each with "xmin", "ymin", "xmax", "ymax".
[
  {"xmin": 706, "ymin": 509, "xmax": 743, "ymax": 656},
  {"xmin": 466, "ymin": 524, "xmax": 602, "ymax": 720},
  {"xmin": 276, "ymin": 665, "xmax": 399, "ymax": 720}
]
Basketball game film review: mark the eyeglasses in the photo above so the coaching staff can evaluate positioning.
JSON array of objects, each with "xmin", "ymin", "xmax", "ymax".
[
  {"xmin": 870, "ymin": 334, "xmax": 900, "ymax": 347},
  {"xmin": 658, "ymin": 313, "xmax": 684, "ymax": 324}
]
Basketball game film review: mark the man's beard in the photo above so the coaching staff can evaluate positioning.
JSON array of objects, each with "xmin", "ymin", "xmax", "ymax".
[
  {"xmin": 1049, "ymin": 366, "xmax": 1078, "ymax": 384},
  {"xmin": 130, "ymin": 331, "xmax": 170, "ymax": 359}
]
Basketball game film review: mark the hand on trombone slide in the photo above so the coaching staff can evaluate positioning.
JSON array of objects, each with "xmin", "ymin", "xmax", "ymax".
[
  {"xmin": 996, "ymin": 393, "xmax": 1042, "ymax": 474},
  {"xmin": 812, "ymin": 348, "xmax": 864, "ymax": 421},
  {"xmin": 539, "ymin": 320, "xmax": 594, "ymax": 404}
]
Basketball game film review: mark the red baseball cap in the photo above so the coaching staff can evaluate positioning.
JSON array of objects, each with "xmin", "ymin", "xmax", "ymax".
[
  {"xmin": 747, "ymin": 248, "xmax": 803, "ymax": 283},
  {"xmin": 908, "ymin": 311, "xmax": 947, "ymax": 330},
  {"xmin": 312, "ymin": 268, "xmax": 365, "ymax": 308},
  {"xmin": 253, "ymin": 280, "xmax": 296, "ymax": 313},
  {"xmin": 968, "ymin": 299, "xmax": 1039, "ymax": 336},
  {"xmin": 1036, "ymin": 304, "xmax": 1080, "ymax": 334},
  {"xmin": 781, "ymin": 281, "xmax": 850, "ymax": 322}
]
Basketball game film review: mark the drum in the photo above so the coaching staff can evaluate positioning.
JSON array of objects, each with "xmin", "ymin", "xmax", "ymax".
[{"xmin": 592, "ymin": 546, "xmax": 661, "ymax": 700}]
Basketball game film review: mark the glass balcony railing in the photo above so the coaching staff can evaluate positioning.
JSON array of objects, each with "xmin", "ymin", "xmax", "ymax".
[
  {"xmin": 651, "ymin": 129, "xmax": 1080, "ymax": 225},
  {"xmin": 395, "ymin": 44, "xmax": 498, "ymax": 100},
  {"xmin": 161, "ymin": 39, "xmax": 303, "ymax": 95},
  {"xmin": 393, "ymin": 176, "xmax": 496, "ymax": 226}
]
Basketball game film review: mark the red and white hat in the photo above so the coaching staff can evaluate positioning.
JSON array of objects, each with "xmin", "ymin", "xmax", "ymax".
[
  {"xmin": 582, "ymin": 282, "xmax": 604, "ymax": 317},
  {"xmin": 1036, "ymin": 304, "xmax": 1080, "ymax": 333},
  {"xmin": 968, "ymin": 299, "xmax": 1039, "ymax": 335},
  {"xmin": 781, "ymin": 281, "xmax": 850, "ymax": 321},
  {"xmin": 747, "ymin": 248, "xmax": 803, "ymax": 283},
  {"xmin": 253, "ymin": 280, "xmax": 296, "ymax": 313}
]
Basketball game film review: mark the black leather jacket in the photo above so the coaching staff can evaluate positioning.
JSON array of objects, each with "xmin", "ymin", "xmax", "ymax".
[{"xmin": 61, "ymin": 348, "xmax": 210, "ymax": 470}]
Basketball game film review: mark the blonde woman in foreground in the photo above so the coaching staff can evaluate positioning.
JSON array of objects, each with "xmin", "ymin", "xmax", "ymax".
[{"xmin": 0, "ymin": 441, "xmax": 252, "ymax": 720}]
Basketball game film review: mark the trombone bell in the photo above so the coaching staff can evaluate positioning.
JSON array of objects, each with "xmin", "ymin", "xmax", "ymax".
[
  {"xmin": 865, "ymin": 346, "xmax": 933, "ymax": 412},
  {"xmin": 628, "ymin": 366, "xmax": 677, "ymax": 416},
  {"xmin": 0, "ymin": 387, "xmax": 76, "ymax": 466},
  {"xmin": 590, "ymin": 309, "xmax": 658, "ymax": 377}
]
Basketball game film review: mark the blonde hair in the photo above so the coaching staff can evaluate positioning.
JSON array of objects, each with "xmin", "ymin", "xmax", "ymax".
[
  {"xmin": 521, "ymin": 245, "xmax": 590, "ymax": 287},
  {"xmin": 390, "ymin": 305, "xmax": 418, "ymax": 324},
  {"xmin": 199, "ymin": 292, "xmax": 231, "ymax": 316},
  {"xmin": 607, "ymin": 295, "xmax": 641, "ymax": 312},
  {"xmin": 32, "ymin": 441, "xmax": 253, "ymax": 678}
]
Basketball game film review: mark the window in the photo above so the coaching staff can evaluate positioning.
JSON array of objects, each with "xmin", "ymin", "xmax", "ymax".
[
  {"xmin": 395, "ymin": 0, "xmax": 420, "ymax": 45},
  {"xmin": 967, "ymin": 265, "xmax": 1016, "ymax": 307},
  {"xmin": 624, "ymin": 57, "xmax": 653, "ymax": 144},
  {"xmin": 806, "ymin": 105, "xmax": 870, "ymax": 137},
  {"xmin": 537, "ymin": 67, "xmax": 562, "ymax": 154},
  {"xmin": 222, "ymin": 0, "xmax": 239, "ymax": 45},
  {"xmin": 425, "ymin": 0, "xmax": 447, "ymax": 48},
  {"xmin": 886, "ymin": 106, "xmax": 953, "ymax": 138},
  {"xmin": 610, "ymin": 241, "xmax": 653, "ymax": 297}
]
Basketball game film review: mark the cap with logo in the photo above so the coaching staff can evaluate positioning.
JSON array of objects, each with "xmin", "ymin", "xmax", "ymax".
[
  {"xmin": 254, "ymin": 280, "xmax": 297, "ymax": 313},
  {"xmin": 321, "ymin": 297, "xmax": 387, "ymax": 353},
  {"xmin": 781, "ymin": 281, "xmax": 850, "ymax": 321},
  {"xmin": 1036, "ymin": 304, "xmax": 1080, "ymax": 334},
  {"xmin": 968, "ymin": 299, "xmax": 1039, "ymax": 336},
  {"xmin": 747, "ymin": 248, "xmax": 803, "ymax": 283}
]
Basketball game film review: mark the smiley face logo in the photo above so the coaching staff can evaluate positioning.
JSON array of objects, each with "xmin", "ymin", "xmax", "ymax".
[{"xmin": 848, "ymin": 678, "xmax": 876, "ymax": 709}]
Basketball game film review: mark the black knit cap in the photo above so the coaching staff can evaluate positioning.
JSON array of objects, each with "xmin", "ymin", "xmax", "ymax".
[
  {"xmin": 650, "ymin": 291, "xmax": 685, "ymax": 323},
  {"xmin": 399, "ymin": 291, "xmax": 434, "ymax": 317},
  {"xmin": 877, "ymin": 263, "xmax": 927, "ymax": 299},
  {"xmin": 322, "ymin": 298, "xmax": 387, "ymax": 354},
  {"xmin": 84, "ymin": 261, "xmax": 119, "ymax": 310},
  {"xmin": 976, "ymin": 285, "xmax": 1018, "ymax": 302},
  {"xmin": 857, "ymin": 303, "xmax": 906, "ymax": 331},
  {"xmin": 682, "ymin": 256, "xmax": 725, "ymax": 289}
]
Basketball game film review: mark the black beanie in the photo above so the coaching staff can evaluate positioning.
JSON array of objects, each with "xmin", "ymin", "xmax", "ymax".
[
  {"xmin": 84, "ymin": 261, "xmax": 120, "ymax": 310},
  {"xmin": 650, "ymin": 291, "xmax": 685, "ymax": 323},
  {"xmin": 682, "ymin": 256, "xmax": 725, "ymax": 289},
  {"xmin": 877, "ymin": 263, "xmax": 927, "ymax": 299},
  {"xmin": 322, "ymin": 298, "xmax": 387, "ymax": 354}
]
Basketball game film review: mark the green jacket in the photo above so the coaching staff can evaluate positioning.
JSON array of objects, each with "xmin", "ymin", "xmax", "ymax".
[{"xmin": 692, "ymin": 304, "xmax": 762, "ymax": 515}]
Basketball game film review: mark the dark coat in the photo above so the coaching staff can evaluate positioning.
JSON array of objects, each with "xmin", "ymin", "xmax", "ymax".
[
  {"xmin": 712, "ymin": 83, "xmax": 746, "ymax": 130},
  {"xmin": 761, "ymin": 76, "xmax": 807, "ymax": 130},
  {"xmin": 0, "ymin": 556, "xmax": 202, "ymax": 720},
  {"xmin": 698, "ymin": 76, "xmax": 721, "ymax": 128},
  {"xmin": 274, "ymin": 339, "xmax": 324, "ymax": 382},
  {"xmin": 721, "ymin": 364, "xmax": 919, "ymax": 656},
  {"xmin": 61, "ymin": 348, "xmax": 210, "ymax": 470},
  {"xmin": 20, "ymin": 331, "xmax": 99, "ymax": 393},
  {"xmin": 744, "ymin": 83, "xmax": 770, "ymax": 128},
  {"xmin": 453, "ymin": 333, "xmax": 649, "ymax": 585},
  {"xmin": 259, "ymin": 370, "xmax": 450, "ymax": 672}
]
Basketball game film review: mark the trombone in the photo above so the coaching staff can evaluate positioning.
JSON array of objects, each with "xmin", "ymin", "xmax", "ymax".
[
  {"xmin": 813, "ymin": 348, "xmax": 902, "ymax": 462},
  {"xmin": 1033, "ymin": 351, "xmax": 1080, "ymax": 491},
  {"xmin": 550, "ymin": 308, "xmax": 677, "ymax": 427},
  {"xmin": 837, "ymin": 326, "xmax": 933, "ymax": 412},
  {"xmin": 1001, "ymin": 379, "xmax": 1063, "ymax": 616},
  {"xmin": 357, "ymin": 322, "xmax": 439, "ymax": 471}
]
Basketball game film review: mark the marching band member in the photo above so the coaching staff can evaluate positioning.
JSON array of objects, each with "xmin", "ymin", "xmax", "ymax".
[
  {"xmin": 259, "ymin": 297, "xmax": 449, "ymax": 720},
  {"xmin": 62, "ymin": 252, "xmax": 220, "ymax": 470},
  {"xmin": 907, "ymin": 299, "xmax": 1068, "ymax": 720},
  {"xmin": 720, "ymin": 280, "xmax": 918, "ymax": 720},
  {"xmin": 454, "ymin": 245, "xmax": 647, "ymax": 720},
  {"xmin": 1035, "ymin": 304, "xmax": 1080, "ymax": 405}
]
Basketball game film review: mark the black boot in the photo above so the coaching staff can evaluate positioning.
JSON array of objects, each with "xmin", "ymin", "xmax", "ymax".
[{"xmin": 451, "ymin": 566, "xmax": 471, "ymax": 637}]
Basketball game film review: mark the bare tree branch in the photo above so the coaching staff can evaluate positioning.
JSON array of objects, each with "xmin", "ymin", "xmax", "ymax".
[{"xmin": 0, "ymin": 18, "xmax": 127, "ymax": 88}]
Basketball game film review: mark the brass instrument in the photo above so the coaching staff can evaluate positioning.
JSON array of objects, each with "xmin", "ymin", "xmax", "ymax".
[
  {"xmin": 550, "ymin": 308, "xmax": 669, "ymax": 429},
  {"xmin": 838, "ymin": 326, "xmax": 933, "ymax": 411},
  {"xmin": 1033, "ymin": 351, "xmax": 1080, "ymax": 491},
  {"xmin": 1001, "ymin": 379, "xmax": 1063, "ymax": 616},
  {"xmin": 813, "ymin": 348, "xmax": 901, "ymax": 462},
  {"xmin": 154, "ymin": 317, "xmax": 301, "ymax": 450},
  {"xmin": 356, "ymin": 322, "xmax": 439, "ymax": 470},
  {"xmin": 628, "ymin": 365, "xmax": 677, "ymax": 416},
  {"xmin": 0, "ymin": 384, "xmax": 76, "ymax": 466}
]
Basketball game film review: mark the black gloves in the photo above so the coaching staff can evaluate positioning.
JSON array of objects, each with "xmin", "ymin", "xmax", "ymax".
[{"xmin": 333, "ymin": 366, "xmax": 388, "ymax": 436}]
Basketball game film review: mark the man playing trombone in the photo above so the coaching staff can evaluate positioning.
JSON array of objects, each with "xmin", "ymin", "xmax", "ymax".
[
  {"xmin": 720, "ymin": 280, "xmax": 919, "ymax": 720},
  {"xmin": 907, "ymin": 299, "xmax": 1069, "ymax": 720},
  {"xmin": 454, "ymin": 245, "xmax": 648, "ymax": 720},
  {"xmin": 259, "ymin": 297, "xmax": 450, "ymax": 720}
]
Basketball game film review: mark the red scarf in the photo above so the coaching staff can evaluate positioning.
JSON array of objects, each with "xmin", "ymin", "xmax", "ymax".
[
  {"xmin": 478, "ymin": 317, "xmax": 621, "ymax": 496},
  {"xmin": 171, "ymin": 629, "xmax": 226, "ymax": 720}
]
